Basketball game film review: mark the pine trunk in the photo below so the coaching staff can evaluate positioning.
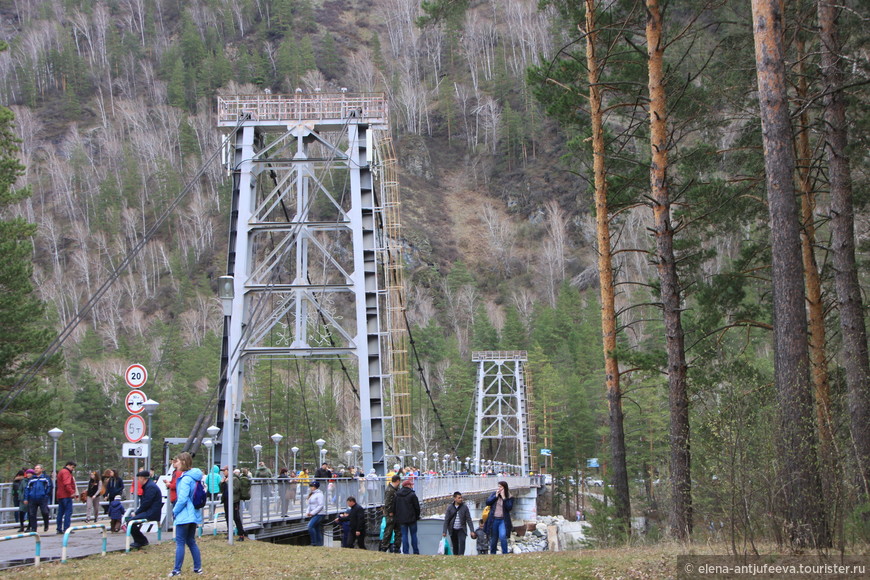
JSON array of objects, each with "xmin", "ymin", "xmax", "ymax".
[
  {"xmin": 646, "ymin": 0, "xmax": 691, "ymax": 541},
  {"xmin": 795, "ymin": 39, "xmax": 835, "ymax": 464},
  {"xmin": 586, "ymin": 0, "xmax": 631, "ymax": 534},
  {"xmin": 818, "ymin": 0, "xmax": 870, "ymax": 498},
  {"xmin": 751, "ymin": 0, "xmax": 829, "ymax": 548}
]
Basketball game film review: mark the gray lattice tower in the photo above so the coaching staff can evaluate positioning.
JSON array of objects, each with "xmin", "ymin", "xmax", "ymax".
[
  {"xmin": 214, "ymin": 93, "xmax": 393, "ymax": 475},
  {"xmin": 472, "ymin": 351, "xmax": 530, "ymax": 475}
]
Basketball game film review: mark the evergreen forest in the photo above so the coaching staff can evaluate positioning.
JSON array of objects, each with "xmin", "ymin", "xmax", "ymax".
[{"xmin": 0, "ymin": 0, "xmax": 868, "ymax": 550}]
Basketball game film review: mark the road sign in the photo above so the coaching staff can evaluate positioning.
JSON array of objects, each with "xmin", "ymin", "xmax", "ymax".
[
  {"xmin": 125, "ymin": 390, "xmax": 147, "ymax": 414},
  {"xmin": 122, "ymin": 443, "xmax": 150, "ymax": 458},
  {"xmin": 587, "ymin": 458, "xmax": 599, "ymax": 468},
  {"xmin": 540, "ymin": 448, "xmax": 552, "ymax": 456},
  {"xmin": 124, "ymin": 364, "xmax": 148, "ymax": 389},
  {"xmin": 124, "ymin": 414, "xmax": 146, "ymax": 443}
]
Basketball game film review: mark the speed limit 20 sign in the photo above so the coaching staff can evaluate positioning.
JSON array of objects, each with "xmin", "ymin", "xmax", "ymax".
[{"xmin": 125, "ymin": 364, "xmax": 148, "ymax": 389}]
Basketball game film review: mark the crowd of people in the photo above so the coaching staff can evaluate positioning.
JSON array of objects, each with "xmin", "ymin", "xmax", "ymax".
[{"xmin": 8, "ymin": 457, "xmax": 515, "ymax": 565}]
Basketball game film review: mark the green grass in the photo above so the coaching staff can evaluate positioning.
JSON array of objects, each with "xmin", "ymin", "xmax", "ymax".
[{"xmin": 5, "ymin": 536, "xmax": 683, "ymax": 579}]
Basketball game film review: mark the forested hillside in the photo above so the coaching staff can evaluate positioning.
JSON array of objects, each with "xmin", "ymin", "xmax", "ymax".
[{"xmin": 1, "ymin": 0, "xmax": 869, "ymax": 547}]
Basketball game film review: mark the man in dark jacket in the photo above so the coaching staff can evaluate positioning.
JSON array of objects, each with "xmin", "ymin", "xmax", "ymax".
[
  {"xmin": 442, "ymin": 491, "xmax": 476, "ymax": 556},
  {"xmin": 336, "ymin": 496, "xmax": 366, "ymax": 548},
  {"xmin": 23, "ymin": 464, "xmax": 52, "ymax": 532},
  {"xmin": 379, "ymin": 474, "xmax": 401, "ymax": 552},
  {"xmin": 394, "ymin": 479, "xmax": 421, "ymax": 554},
  {"xmin": 314, "ymin": 462, "xmax": 332, "ymax": 483},
  {"xmin": 130, "ymin": 470, "xmax": 162, "ymax": 549}
]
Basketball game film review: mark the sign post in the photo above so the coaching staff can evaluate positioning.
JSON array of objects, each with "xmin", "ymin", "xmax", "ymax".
[{"xmin": 123, "ymin": 364, "xmax": 148, "ymax": 508}]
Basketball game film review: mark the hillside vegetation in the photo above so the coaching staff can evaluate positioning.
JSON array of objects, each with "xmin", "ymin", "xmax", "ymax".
[{"xmin": 1, "ymin": 0, "xmax": 869, "ymax": 550}]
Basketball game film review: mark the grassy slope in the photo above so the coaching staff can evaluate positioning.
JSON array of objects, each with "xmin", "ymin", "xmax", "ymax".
[{"xmin": 7, "ymin": 536, "xmax": 681, "ymax": 579}]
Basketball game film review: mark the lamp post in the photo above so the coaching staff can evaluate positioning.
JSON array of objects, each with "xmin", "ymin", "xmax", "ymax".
[
  {"xmin": 291, "ymin": 446, "xmax": 299, "ymax": 472},
  {"xmin": 218, "ymin": 275, "xmax": 237, "ymax": 545},
  {"xmin": 48, "ymin": 428, "xmax": 63, "ymax": 504},
  {"xmin": 432, "ymin": 453, "xmax": 439, "ymax": 474},
  {"xmin": 143, "ymin": 399, "xmax": 159, "ymax": 472},
  {"xmin": 203, "ymin": 438, "xmax": 214, "ymax": 475},
  {"xmin": 443, "ymin": 454, "xmax": 450, "ymax": 473},
  {"xmin": 205, "ymin": 425, "xmax": 220, "ymax": 472},
  {"xmin": 417, "ymin": 451, "xmax": 424, "ymax": 472},
  {"xmin": 271, "ymin": 433, "xmax": 283, "ymax": 475},
  {"xmin": 345, "ymin": 450, "xmax": 352, "ymax": 471},
  {"xmin": 352, "ymin": 444, "xmax": 360, "ymax": 470},
  {"xmin": 140, "ymin": 436, "xmax": 151, "ymax": 473},
  {"xmin": 399, "ymin": 449, "xmax": 406, "ymax": 468},
  {"xmin": 253, "ymin": 444, "xmax": 263, "ymax": 468},
  {"xmin": 466, "ymin": 457, "xmax": 471, "ymax": 473},
  {"xmin": 315, "ymin": 438, "xmax": 325, "ymax": 466}
]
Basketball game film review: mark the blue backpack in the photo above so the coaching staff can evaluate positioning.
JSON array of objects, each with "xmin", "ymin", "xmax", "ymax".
[{"xmin": 186, "ymin": 475, "xmax": 207, "ymax": 509}]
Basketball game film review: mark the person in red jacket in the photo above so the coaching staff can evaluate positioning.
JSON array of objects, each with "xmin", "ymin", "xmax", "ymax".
[{"xmin": 55, "ymin": 461, "xmax": 78, "ymax": 534}]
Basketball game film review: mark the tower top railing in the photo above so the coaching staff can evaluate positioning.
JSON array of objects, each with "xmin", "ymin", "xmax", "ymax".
[
  {"xmin": 217, "ymin": 92, "xmax": 388, "ymax": 126},
  {"xmin": 471, "ymin": 351, "xmax": 528, "ymax": 361}
]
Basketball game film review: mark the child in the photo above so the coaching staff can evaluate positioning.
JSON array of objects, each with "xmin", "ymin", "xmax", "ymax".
[
  {"xmin": 475, "ymin": 519, "xmax": 488, "ymax": 555},
  {"xmin": 108, "ymin": 498, "xmax": 125, "ymax": 532}
]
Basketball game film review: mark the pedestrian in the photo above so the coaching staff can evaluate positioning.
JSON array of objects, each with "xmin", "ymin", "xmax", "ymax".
[
  {"xmin": 484, "ymin": 481, "xmax": 514, "ymax": 554},
  {"xmin": 394, "ymin": 479, "xmax": 421, "ymax": 555},
  {"xmin": 102, "ymin": 468, "xmax": 124, "ymax": 513},
  {"xmin": 219, "ymin": 466, "xmax": 247, "ymax": 542},
  {"xmin": 277, "ymin": 468, "xmax": 291, "ymax": 516},
  {"xmin": 475, "ymin": 519, "xmax": 488, "ymax": 554},
  {"xmin": 255, "ymin": 461, "xmax": 272, "ymax": 501},
  {"xmin": 205, "ymin": 465, "xmax": 221, "ymax": 517},
  {"xmin": 108, "ymin": 497, "xmax": 124, "ymax": 532},
  {"xmin": 129, "ymin": 470, "xmax": 162, "ymax": 549},
  {"xmin": 169, "ymin": 452, "xmax": 204, "ymax": 577},
  {"xmin": 24, "ymin": 464, "xmax": 52, "ymax": 533},
  {"xmin": 55, "ymin": 461, "xmax": 78, "ymax": 534},
  {"xmin": 11, "ymin": 470, "xmax": 27, "ymax": 532},
  {"xmin": 314, "ymin": 462, "xmax": 331, "ymax": 484},
  {"xmin": 85, "ymin": 470, "xmax": 102, "ymax": 523},
  {"xmin": 442, "ymin": 491, "xmax": 476, "ymax": 556},
  {"xmin": 365, "ymin": 468, "xmax": 379, "ymax": 505},
  {"xmin": 378, "ymin": 474, "xmax": 400, "ymax": 552},
  {"xmin": 334, "ymin": 496, "xmax": 366, "ymax": 549},
  {"xmin": 305, "ymin": 481, "xmax": 325, "ymax": 546},
  {"xmin": 168, "ymin": 457, "xmax": 182, "ymax": 506}
]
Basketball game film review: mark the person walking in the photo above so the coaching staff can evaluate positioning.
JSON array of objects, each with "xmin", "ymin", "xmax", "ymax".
[
  {"xmin": 129, "ymin": 470, "xmax": 163, "ymax": 549},
  {"xmin": 305, "ymin": 481, "xmax": 325, "ymax": 546},
  {"xmin": 474, "ymin": 519, "xmax": 488, "ymax": 554},
  {"xmin": 219, "ymin": 467, "xmax": 247, "ymax": 542},
  {"xmin": 24, "ymin": 464, "xmax": 52, "ymax": 533},
  {"xmin": 55, "ymin": 461, "xmax": 78, "ymax": 534},
  {"xmin": 11, "ymin": 470, "xmax": 27, "ymax": 532},
  {"xmin": 277, "ymin": 468, "xmax": 291, "ymax": 516},
  {"xmin": 204, "ymin": 465, "xmax": 221, "ymax": 518},
  {"xmin": 379, "ymin": 474, "xmax": 400, "ymax": 552},
  {"xmin": 394, "ymin": 479, "xmax": 421, "ymax": 555},
  {"xmin": 334, "ymin": 496, "xmax": 366, "ymax": 549},
  {"xmin": 484, "ymin": 481, "xmax": 514, "ymax": 554},
  {"xmin": 85, "ymin": 470, "xmax": 101, "ymax": 523},
  {"xmin": 169, "ymin": 453, "xmax": 204, "ymax": 576},
  {"xmin": 442, "ymin": 491, "xmax": 476, "ymax": 556}
]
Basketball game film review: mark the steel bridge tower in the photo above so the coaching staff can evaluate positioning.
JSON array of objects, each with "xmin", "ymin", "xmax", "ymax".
[
  {"xmin": 472, "ymin": 351, "xmax": 531, "ymax": 475},
  {"xmin": 214, "ymin": 93, "xmax": 409, "ymax": 476}
]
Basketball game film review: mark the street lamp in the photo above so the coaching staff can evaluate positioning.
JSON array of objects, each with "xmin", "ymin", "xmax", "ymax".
[
  {"xmin": 417, "ymin": 451, "xmax": 424, "ymax": 471},
  {"xmin": 466, "ymin": 457, "xmax": 471, "ymax": 473},
  {"xmin": 315, "ymin": 438, "xmax": 325, "ymax": 466},
  {"xmin": 48, "ymin": 428, "xmax": 63, "ymax": 504},
  {"xmin": 291, "ymin": 446, "xmax": 299, "ymax": 472},
  {"xmin": 253, "ymin": 444, "xmax": 263, "ymax": 468},
  {"xmin": 443, "ymin": 454, "xmax": 450, "ymax": 473},
  {"xmin": 271, "ymin": 433, "xmax": 283, "ymax": 475},
  {"xmin": 218, "ymin": 275, "xmax": 237, "ymax": 545},
  {"xmin": 399, "ymin": 449, "xmax": 406, "ymax": 468},
  {"xmin": 352, "ymin": 444, "xmax": 361, "ymax": 469},
  {"xmin": 345, "ymin": 450, "xmax": 352, "ymax": 471},
  {"xmin": 203, "ymin": 438, "xmax": 214, "ymax": 475},
  {"xmin": 432, "ymin": 452, "xmax": 439, "ymax": 473},
  {"xmin": 143, "ymin": 399, "xmax": 159, "ymax": 472}
]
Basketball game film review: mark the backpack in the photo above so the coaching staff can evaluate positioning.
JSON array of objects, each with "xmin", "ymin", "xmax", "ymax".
[
  {"xmin": 239, "ymin": 475, "xmax": 252, "ymax": 501},
  {"xmin": 187, "ymin": 475, "xmax": 207, "ymax": 509}
]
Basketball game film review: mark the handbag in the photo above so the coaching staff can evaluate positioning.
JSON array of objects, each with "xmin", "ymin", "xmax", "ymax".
[
  {"xmin": 437, "ymin": 537, "xmax": 452, "ymax": 555},
  {"xmin": 79, "ymin": 491, "xmax": 88, "ymax": 503}
]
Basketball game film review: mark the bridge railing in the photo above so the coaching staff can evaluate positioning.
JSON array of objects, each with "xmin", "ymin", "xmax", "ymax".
[{"xmin": 241, "ymin": 475, "xmax": 540, "ymax": 529}]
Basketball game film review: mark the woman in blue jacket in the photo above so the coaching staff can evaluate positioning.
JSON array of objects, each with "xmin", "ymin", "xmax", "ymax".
[
  {"xmin": 484, "ymin": 481, "xmax": 514, "ymax": 554},
  {"xmin": 169, "ymin": 452, "xmax": 203, "ymax": 576}
]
